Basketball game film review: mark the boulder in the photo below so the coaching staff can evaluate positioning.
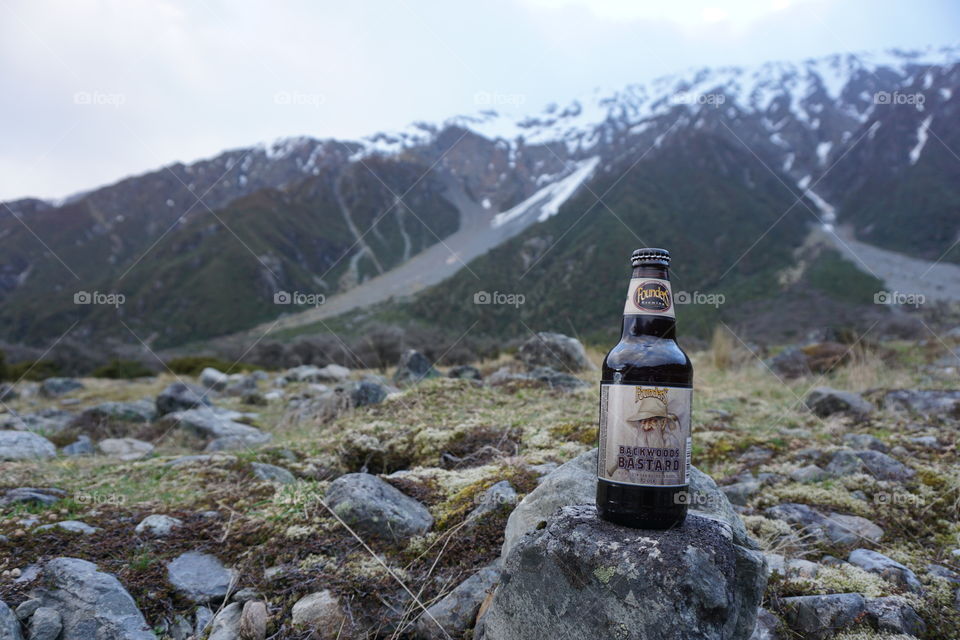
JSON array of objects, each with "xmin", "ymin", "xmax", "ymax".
[
  {"xmin": 316, "ymin": 364, "xmax": 351, "ymax": 382},
  {"xmin": 35, "ymin": 521, "xmax": 100, "ymax": 535},
  {"xmin": 238, "ymin": 600, "xmax": 267, "ymax": 640},
  {"xmin": 848, "ymin": 549, "xmax": 922, "ymax": 593},
  {"xmin": 29, "ymin": 557, "xmax": 153, "ymax": 640},
  {"xmin": 69, "ymin": 400, "xmax": 156, "ymax": 430},
  {"xmin": 159, "ymin": 408, "xmax": 269, "ymax": 445},
  {"xmin": 194, "ymin": 607, "xmax": 214, "ymax": 637},
  {"xmin": 882, "ymin": 389, "xmax": 960, "ymax": 418},
  {"xmin": 167, "ymin": 552, "xmax": 234, "ymax": 603},
  {"xmin": 1, "ymin": 409, "xmax": 74, "ymax": 433},
  {"xmin": 156, "ymin": 382, "xmax": 212, "ymax": 416},
  {"xmin": 853, "ymin": 450, "xmax": 914, "ymax": 481},
  {"xmin": 325, "ymin": 473, "xmax": 433, "ymax": 542},
  {"xmin": 62, "ymin": 436, "xmax": 94, "ymax": 456},
  {"xmin": 448, "ymin": 365, "xmax": 482, "ymax": 381},
  {"xmin": 39, "ymin": 377, "xmax": 84, "ymax": 398},
  {"xmin": 350, "ymin": 380, "xmax": 391, "ymax": 407},
  {"xmin": 825, "ymin": 450, "xmax": 867, "ymax": 477},
  {"xmin": 789, "ymin": 465, "xmax": 828, "ymax": 483},
  {"xmin": 749, "ymin": 608, "xmax": 782, "ymax": 640},
  {"xmin": 14, "ymin": 600, "xmax": 40, "ymax": 622},
  {"xmin": 502, "ymin": 448, "xmax": 751, "ymax": 559},
  {"xmin": 0, "ymin": 431, "xmax": 55, "ymax": 460},
  {"xmin": 393, "ymin": 350, "xmax": 440, "ymax": 386},
  {"xmin": 527, "ymin": 366, "xmax": 588, "ymax": 391},
  {"xmin": 865, "ymin": 596, "xmax": 925, "ymax": 636},
  {"xmin": 466, "ymin": 481, "xmax": 518, "ymax": 522},
  {"xmin": 415, "ymin": 563, "xmax": 501, "ymax": 639},
  {"xmin": 479, "ymin": 506, "xmax": 766, "ymax": 640},
  {"xmin": 291, "ymin": 590, "xmax": 351, "ymax": 636},
  {"xmin": 28, "ymin": 607, "xmax": 61, "ymax": 640},
  {"xmin": 722, "ymin": 480, "xmax": 762, "ymax": 505},
  {"xmin": 763, "ymin": 503, "xmax": 883, "ymax": 545},
  {"xmin": 842, "ymin": 433, "xmax": 888, "ymax": 452},
  {"xmin": 97, "ymin": 438, "xmax": 154, "ymax": 461},
  {"xmin": 199, "ymin": 367, "xmax": 229, "ymax": 391},
  {"xmin": 207, "ymin": 603, "xmax": 242, "ymax": 640},
  {"xmin": 0, "ymin": 487, "xmax": 64, "ymax": 508},
  {"xmin": 251, "ymin": 462, "xmax": 295, "ymax": 484},
  {"xmin": 780, "ymin": 593, "xmax": 866, "ymax": 640},
  {"xmin": 135, "ymin": 514, "xmax": 183, "ymax": 537},
  {"xmin": 517, "ymin": 332, "xmax": 594, "ymax": 372},
  {"xmin": 804, "ymin": 387, "xmax": 873, "ymax": 417},
  {"xmin": 0, "ymin": 600, "xmax": 23, "ymax": 640}
]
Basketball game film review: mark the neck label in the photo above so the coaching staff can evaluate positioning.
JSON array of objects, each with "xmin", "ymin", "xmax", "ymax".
[{"xmin": 623, "ymin": 277, "xmax": 675, "ymax": 318}]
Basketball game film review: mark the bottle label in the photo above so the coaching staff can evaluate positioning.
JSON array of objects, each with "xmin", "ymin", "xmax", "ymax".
[
  {"xmin": 598, "ymin": 383, "xmax": 692, "ymax": 487},
  {"xmin": 622, "ymin": 277, "xmax": 675, "ymax": 318}
]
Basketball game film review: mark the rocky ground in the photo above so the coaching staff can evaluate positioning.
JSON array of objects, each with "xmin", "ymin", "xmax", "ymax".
[{"xmin": 1, "ymin": 330, "xmax": 959, "ymax": 639}]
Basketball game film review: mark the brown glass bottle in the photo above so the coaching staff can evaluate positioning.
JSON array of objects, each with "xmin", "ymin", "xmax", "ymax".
[{"xmin": 596, "ymin": 248, "xmax": 693, "ymax": 529}]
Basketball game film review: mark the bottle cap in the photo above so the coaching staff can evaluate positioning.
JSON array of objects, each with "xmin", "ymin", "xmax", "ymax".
[{"xmin": 631, "ymin": 248, "xmax": 671, "ymax": 267}]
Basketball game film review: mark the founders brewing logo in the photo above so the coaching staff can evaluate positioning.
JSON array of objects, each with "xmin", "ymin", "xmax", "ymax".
[{"xmin": 633, "ymin": 281, "xmax": 671, "ymax": 313}]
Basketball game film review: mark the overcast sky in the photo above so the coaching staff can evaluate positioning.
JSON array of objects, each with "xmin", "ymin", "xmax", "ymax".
[{"xmin": 1, "ymin": 0, "xmax": 957, "ymax": 201}]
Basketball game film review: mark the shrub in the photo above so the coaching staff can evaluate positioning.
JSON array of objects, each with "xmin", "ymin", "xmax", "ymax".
[
  {"xmin": 165, "ymin": 356, "xmax": 259, "ymax": 376},
  {"xmin": 6, "ymin": 360, "xmax": 60, "ymax": 381},
  {"xmin": 91, "ymin": 359, "xmax": 155, "ymax": 379}
]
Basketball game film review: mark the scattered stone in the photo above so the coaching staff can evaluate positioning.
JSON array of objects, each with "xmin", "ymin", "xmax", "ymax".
[
  {"xmin": 765, "ymin": 347, "xmax": 810, "ymax": 379},
  {"xmin": 805, "ymin": 387, "xmax": 873, "ymax": 417},
  {"xmin": 763, "ymin": 503, "xmax": 883, "ymax": 545},
  {"xmin": 0, "ymin": 487, "xmax": 64, "ymax": 508},
  {"xmin": 14, "ymin": 599, "xmax": 40, "ymax": 621},
  {"xmin": 39, "ymin": 377, "xmax": 84, "ymax": 398},
  {"xmin": 291, "ymin": 590, "xmax": 350, "ymax": 634},
  {"xmin": 62, "ymin": 435, "xmax": 94, "ymax": 456},
  {"xmin": 480, "ymin": 506, "xmax": 766, "ymax": 640},
  {"xmin": 30, "ymin": 557, "xmax": 154, "ymax": 639},
  {"xmin": 908, "ymin": 435, "xmax": 940, "ymax": 449},
  {"xmin": 842, "ymin": 434, "xmax": 887, "ymax": 452},
  {"xmin": 781, "ymin": 593, "xmax": 866, "ymax": 640},
  {"xmin": 200, "ymin": 367, "xmax": 229, "ymax": 391},
  {"xmin": 156, "ymin": 382, "xmax": 212, "ymax": 416},
  {"xmin": 159, "ymin": 408, "xmax": 270, "ymax": 449},
  {"xmin": 232, "ymin": 588, "xmax": 261, "ymax": 603},
  {"xmin": 135, "ymin": 514, "xmax": 183, "ymax": 537},
  {"xmin": 0, "ymin": 383, "xmax": 17, "ymax": 402},
  {"xmin": 35, "ymin": 521, "xmax": 100, "ymax": 535},
  {"xmin": 749, "ymin": 608, "xmax": 782, "ymax": 640},
  {"xmin": 207, "ymin": 603, "xmax": 242, "ymax": 640},
  {"xmin": 449, "ymin": 365, "xmax": 482, "ymax": 380},
  {"xmin": 0, "ymin": 409, "xmax": 74, "ymax": 434},
  {"xmin": 98, "ymin": 438, "xmax": 154, "ymax": 461},
  {"xmin": 722, "ymin": 480, "xmax": 762, "ymax": 506},
  {"xmin": 853, "ymin": 450, "xmax": 915, "ymax": 481},
  {"xmin": 825, "ymin": 449, "xmax": 867, "ymax": 477},
  {"xmin": 865, "ymin": 596, "xmax": 925, "ymax": 636},
  {"xmin": 70, "ymin": 401, "xmax": 156, "ymax": 432},
  {"xmin": 927, "ymin": 564, "xmax": 960, "ymax": 583},
  {"xmin": 239, "ymin": 600, "xmax": 267, "ymax": 640},
  {"xmin": 0, "ymin": 431, "xmax": 56, "ymax": 460},
  {"xmin": 350, "ymin": 380, "xmax": 390, "ymax": 407},
  {"xmin": 194, "ymin": 606, "xmax": 214, "ymax": 637},
  {"xmin": 0, "ymin": 601, "xmax": 23, "ymax": 640},
  {"xmin": 167, "ymin": 552, "xmax": 234, "ymax": 603},
  {"xmin": 466, "ymin": 481, "xmax": 518, "ymax": 522},
  {"xmin": 883, "ymin": 389, "xmax": 960, "ymax": 418},
  {"xmin": 251, "ymin": 462, "xmax": 295, "ymax": 484},
  {"xmin": 848, "ymin": 549, "xmax": 922, "ymax": 593},
  {"xmin": 416, "ymin": 563, "xmax": 500, "ymax": 639},
  {"xmin": 168, "ymin": 615, "xmax": 192, "ymax": 640},
  {"xmin": 315, "ymin": 364, "xmax": 350, "ymax": 382},
  {"xmin": 393, "ymin": 349, "xmax": 440, "ymax": 386},
  {"xmin": 527, "ymin": 366, "xmax": 588, "ymax": 391},
  {"xmin": 740, "ymin": 446, "xmax": 775, "ymax": 466},
  {"xmin": 517, "ymin": 331, "xmax": 594, "ymax": 372},
  {"xmin": 789, "ymin": 465, "xmax": 829, "ymax": 483},
  {"xmin": 28, "ymin": 607, "xmax": 61, "ymax": 640},
  {"xmin": 786, "ymin": 558, "xmax": 820, "ymax": 579},
  {"xmin": 325, "ymin": 473, "xmax": 433, "ymax": 542}
]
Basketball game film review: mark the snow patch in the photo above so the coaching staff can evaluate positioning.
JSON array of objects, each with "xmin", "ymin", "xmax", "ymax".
[
  {"xmin": 491, "ymin": 157, "xmax": 600, "ymax": 228},
  {"xmin": 908, "ymin": 116, "xmax": 933, "ymax": 165}
]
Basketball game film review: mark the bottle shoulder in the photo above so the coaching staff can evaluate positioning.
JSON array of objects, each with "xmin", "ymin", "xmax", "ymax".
[{"xmin": 602, "ymin": 336, "xmax": 693, "ymax": 386}]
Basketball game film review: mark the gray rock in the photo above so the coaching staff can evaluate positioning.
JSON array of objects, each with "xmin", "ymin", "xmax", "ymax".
[
  {"xmin": 194, "ymin": 606, "xmax": 214, "ymax": 637},
  {"xmin": 232, "ymin": 588, "xmax": 261, "ymax": 603},
  {"xmin": 723, "ymin": 480, "xmax": 762, "ymax": 505},
  {"xmin": 854, "ymin": 449, "xmax": 915, "ymax": 481},
  {"xmin": 62, "ymin": 435, "xmax": 94, "ymax": 456},
  {"xmin": 848, "ymin": 549, "xmax": 922, "ymax": 593},
  {"xmin": 865, "ymin": 596, "xmax": 926, "ymax": 636},
  {"xmin": 842, "ymin": 433, "xmax": 888, "ymax": 452},
  {"xmin": 160, "ymin": 407, "xmax": 264, "ymax": 440},
  {"xmin": 350, "ymin": 380, "xmax": 390, "ymax": 407},
  {"xmin": 824, "ymin": 514, "xmax": 884, "ymax": 546},
  {"xmin": 749, "ymin": 608, "xmax": 782, "ymax": 640},
  {"xmin": 416, "ymin": 563, "xmax": 500, "ymax": 639},
  {"xmin": 0, "ymin": 601, "xmax": 23, "ymax": 640},
  {"xmin": 393, "ymin": 349, "xmax": 440, "ymax": 386},
  {"xmin": 29, "ymin": 557, "xmax": 153, "ymax": 639},
  {"xmin": 239, "ymin": 600, "xmax": 267, "ymax": 640},
  {"xmin": 200, "ymin": 367, "xmax": 228, "ymax": 391},
  {"xmin": 739, "ymin": 446, "xmax": 775, "ymax": 466},
  {"xmin": 0, "ymin": 487, "xmax": 64, "ymax": 507},
  {"xmin": 927, "ymin": 563, "xmax": 960, "ymax": 583},
  {"xmin": 448, "ymin": 365, "xmax": 482, "ymax": 380},
  {"xmin": 97, "ymin": 438, "xmax": 154, "ymax": 461},
  {"xmin": 35, "ymin": 521, "xmax": 100, "ymax": 535},
  {"xmin": 527, "ymin": 366, "xmax": 588, "ymax": 391},
  {"xmin": 0, "ymin": 383, "xmax": 17, "ymax": 402},
  {"xmin": 765, "ymin": 347, "xmax": 810, "ymax": 379},
  {"xmin": 789, "ymin": 465, "xmax": 828, "ymax": 483},
  {"xmin": 156, "ymin": 382, "xmax": 212, "ymax": 416},
  {"xmin": 883, "ymin": 389, "xmax": 960, "ymax": 418},
  {"xmin": 466, "ymin": 481, "xmax": 518, "ymax": 522},
  {"xmin": 325, "ymin": 473, "xmax": 433, "ymax": 542},
  {"xmin": 316, "ymin": 364, "xmax": 350, "ymax": 382},
  {"xmin": 134, "ymin": 514, "xmax": 183, "ymax": 537},
  {"xmin": 0, "ymin": 432, "xmax": 56, "ymax": 460},
  {"xmin": 502, "ymin": 448, "xmax": 751, "ymax": 559},
  {"xmin": 291, "ymin": 590, "xmax": 349, "ymax": 632},
  {"xmin": 205, "ymin": 434, "xmax": 272, "ymax": 451},
  {"xmin": 39, "ymin": 378, "xmax": 84, "ymax": 398},
  {"xmin": 167, "ymin": 552, "xmax": 234, "ymax": 603},
  {"xmin": 70, "ymin": 401, "xmax": 156, "ymax": 429},
  {"xmin": 763, "ymin": 504, "xmax": 883, "ymax": 545},
  {"xmin": 825, "ymin": 449, "xmax": 867, "ymax": 476},
  {"xmin": 805, "ymin": 387, "xmax": 873, "ymax": 417},
  {"xmin": 517, "ymin": 332, "xmax": 594, "ymax": 372},
  {"xmin": 781, "ymin": 593, "xmax": 866, "ymax": 640},
  {"xmin": 1, "ymin": 409, "xmax": 74, "ymax": 434},
  {"xmin": 251, "ymin": 462, "xmax": 295, "ymax": 484},
  {"xmin": 14, "ymin": 599, "xmax": 40, "ymax": 621},
  {"xmin": 207, "ymin": 603, "xmax": 242, "ymax": 640},
  {"xmin": 480, "ymin": 506, "xmax": 766, "ymax": 640},
  {"xmin": 27, "ymin": 607, "xmax": 60, "ymax": 640},
  {"xmin": 908, "ymin": 435, "xmax": 940, "ymax": 449},
  {"xmin": 168, "ymin": 615, "xmax": 192, "ymax": 640}
]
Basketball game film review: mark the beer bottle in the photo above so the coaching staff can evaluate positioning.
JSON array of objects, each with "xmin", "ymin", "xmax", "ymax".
[{"xmin": 596, "ymin": 248, "xmax": 693, "ymax": 529}]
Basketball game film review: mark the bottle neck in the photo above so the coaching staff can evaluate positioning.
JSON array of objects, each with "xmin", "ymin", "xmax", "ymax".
[{"xmin": 621, "ymin": 265, "xmax": 677, "ymax": 340}]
